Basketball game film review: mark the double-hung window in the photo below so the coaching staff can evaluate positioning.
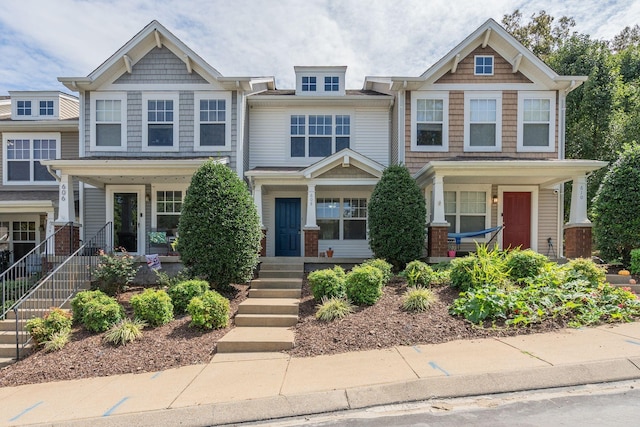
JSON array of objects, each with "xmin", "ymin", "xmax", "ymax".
[
  {"xmin": 302, "ymin": 76, "xmax": 316, "ymax": 92},
  {"xmin": 441, "ymin": 187, "xmax": 490, "ymax": 236},
  {"xmin": 464, "ymin": 92, "xmax": 502, "ymax": 152},
  {"xmin": 317, "ymin": 197, "xmax": 367, "ymax": 240},
  {"xmin": 152, "ymin": 185, "xmax": 186, "ymax": 237},
  {"xmin": 474, "ymin": 55, "xmax": 494, "ymax": 75},
  {"xmin": 324, "ymin": 76, "xmax": 339, "ymax": 92},
  {"xmin": 39, "ymin": 101, "xmax": 54, "ymax": 116},
  {"xmin": 517, "ymin": 92, "xmax": 556, "ymax": 152},
  {"xmin": 92, "ymin": 93, "xmax": 126, "ymax": 150},
  {"xmin": 2, "ymin": 133, "xmax": 59, "ymax": 184},
  {"xmin": 194, "ymin": 92, "xmax": 231, "ymax": 150},
  {"xmin": 309, "ymin": 115, "xmax": 332, "ymax": 157},
  {"xmin": 142, "ymin": 93, "xmax": 179, "ymax": 151},
  {"xmin": 290, "ymin": 114, "xmax": 351, "ymax": 158},
  {"xmin": 17, "ymin": 101, "xmax": 31, "ymax": 116},
  {"xmin": 412, "ymin": 92, "xmax": 449, "ymax": 151},
  {"xmin": 335, "ymin": 115, "xmax": 350, "ymax": 151}
]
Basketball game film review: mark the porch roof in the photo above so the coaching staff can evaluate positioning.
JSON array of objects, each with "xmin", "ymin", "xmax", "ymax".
[{"xmin": 413, "ymin": 158, "xmax": 608, "ymax": 188}]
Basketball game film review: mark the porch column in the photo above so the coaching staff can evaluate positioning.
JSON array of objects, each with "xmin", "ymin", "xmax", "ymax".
[
  {"xmin": 55, "ymin": 174, "xmax": 75, "ymax": 223},
  {"xmin": 253, "ymin": 183, "xmax": 264, "ymax": 228},
  {"xmin": 564, "ymin": 175, "xmax": 592, "ymax": 259},
  {"xmin": 54, "ymin": 174, "xmax": 81, "ymax": 255},
  {"xmin": 428, "ymin": 175, "xmax": 449, "ymax": 258},
  {"xmin": 303, "ymin": 183, "xmax": 319, "ymax": 257}
]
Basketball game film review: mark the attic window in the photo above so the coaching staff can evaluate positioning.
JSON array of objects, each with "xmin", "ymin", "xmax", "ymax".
[
  {"xmin": 302, "ymin": 76, "xmax": 316, "ymax": 92},
  {"xmin": 39, "ymin": 101, "xmax": 54, "ymax": 116},
  {"xmin": 474, "ymin": 55, "xmax": 494, "ymax": 75},
  {"xmin": 17, "ymin": 101, "xmax": 31, "ymax": 116},
  {"xmin": 324, "ymin": 76, "xmax": 339, "ymax": 91}
]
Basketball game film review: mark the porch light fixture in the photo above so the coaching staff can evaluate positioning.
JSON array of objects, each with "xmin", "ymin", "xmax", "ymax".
[{"xmin": 492, "ymin": 195, "xmax": 498, "ymax": 204}]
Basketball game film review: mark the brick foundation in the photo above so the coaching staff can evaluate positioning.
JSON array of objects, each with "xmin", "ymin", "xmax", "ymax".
[
  {"xmin": 564, "ymin": 225, "xmax": 592, "ymax": 259},
  {"xmin": 304, "ymin": 228, "xmax": 319, "ymax": 257},
  {"xmin": 260, "ymin": 229, "xmax": 267, "ymax": 257},
  {"xmin": 428, "ymin": 225, "xmax": 449, "ymax": 258},
  {"xmin": 54, "ymin": 223, "xmax": 81, "ymax": 256}
]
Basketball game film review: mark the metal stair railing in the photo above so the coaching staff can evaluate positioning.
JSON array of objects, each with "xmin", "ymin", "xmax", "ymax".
[
  {"xmin": 10, "ymin": 222, "xmax": 113, "ymax": 360},
  {"xmin": 1, "ymin": 222, "xmax": 74, "ymax": 320}
]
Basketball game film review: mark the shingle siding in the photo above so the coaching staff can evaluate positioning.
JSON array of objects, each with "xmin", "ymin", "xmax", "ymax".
[
  {"xmin": 113, "ymin": 47, "xmax": 208, "ymax": 84},
  {"xmin": 435, "ymin": 46, "xmax": 532, "ymax": 84}
]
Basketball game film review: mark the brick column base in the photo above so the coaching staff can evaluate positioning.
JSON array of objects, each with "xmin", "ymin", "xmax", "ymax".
[
  {"xmin": 428, "ymin": 225, "xmax": 449, "ymax": 258},
  {"xmin": 54, "ymin": 223, "xmax": 81, "ymax": 256},
  {"xmin": 303, "ymin": 228, "xmax": 319, "ymax": 257},
  {"xmin": 564, "ymin": 224, "xmax": 593, "ymax": 259},
  {"xmin": 260, "ymin": 228, "xmax": 267, "ymax": 257}
]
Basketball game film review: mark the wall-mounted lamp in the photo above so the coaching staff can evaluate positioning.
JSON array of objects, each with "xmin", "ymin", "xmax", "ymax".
[
  {"xmin": 492, "ymin": 195, "xmax": 498, "ymax": 205},
  {"xmin": 145, "ymin": 193, "xmax": 151, "ymax": 202}
]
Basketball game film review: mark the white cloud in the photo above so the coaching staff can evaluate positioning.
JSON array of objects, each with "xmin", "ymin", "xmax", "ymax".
[{"xmin": 0, "ymin": 0, "xmax": 638, "ymax": 94}]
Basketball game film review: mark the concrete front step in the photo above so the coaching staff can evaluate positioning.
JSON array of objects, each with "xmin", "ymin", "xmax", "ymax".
[
  {"xmin": 0, "ymin": 319, "xmax": 25, "ymax": 331},
  {"xmin": 260, "ymin": 263, "xmax": 304, "ymax": 272},
  {"xmin": 0, "ymin": 343, "xmax": 19, "ymax": 358},
  {"xmin": 9, "ymin": 299, "xmax": 72, "ymax": 310},
  {"xmin": 248, "ymin": 288, "xmax": 301, "ymax": 299},
  {"xmin": 237, "ymin": 298, "xmax": 299, "ymax": 315},
  {"xmin": 0, "ymin": 356, "xmax": 15, "ymax": 368},
  {"xmin": 250, "ymin": 278, "xmax": 302, "ymax": 290},
  {"xmin": 217, "ymin": 327, "xmax": 294, "ymax": 353},
  {"xmin": 259, "ymin": 270, "xmax": 304, "ymax": 279},
  {"xmin": 0, "ymin": 331, "xmax": 27, "ymax": 345},
  {"xmin": 234, "ymin": 314, "xmax": 298, "ymax": 327}
]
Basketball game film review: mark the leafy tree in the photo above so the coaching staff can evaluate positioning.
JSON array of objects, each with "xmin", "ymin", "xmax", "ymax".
[
  {"xmin": 368, "ymin": 165, "xmax": 426, "ymax": 271},
  {"xmin": 177, "ymin": 160, "xmax": 261, "ymax": 289},
  {"xmin": 611, "ymin": 24, "xmax": 640, "ymax": 52},
  {"xmin": 592, "ymin": 144, "xmax": 640, "ymax": 265}
]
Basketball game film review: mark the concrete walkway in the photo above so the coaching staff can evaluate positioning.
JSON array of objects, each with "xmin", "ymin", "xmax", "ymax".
[{"xmin": 2, "ymin": 322, "xmax": 640, "ymax": 426}]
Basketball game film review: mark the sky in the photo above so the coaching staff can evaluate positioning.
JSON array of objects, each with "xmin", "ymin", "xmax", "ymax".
[{"xmin": 1, "ymin": 0, "xmax": 639, "ymax": 95}]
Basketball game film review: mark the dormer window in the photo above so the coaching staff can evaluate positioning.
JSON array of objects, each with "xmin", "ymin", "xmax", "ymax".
[
  {"xmin": 39, "ymin": 101, "xmax": 54, "ymax": 116},
  {"xmin": 474, "ymin": 55, "xmax": 494, "ymax": 75},
  {"xmin": 17, "ymin": 101, "xmax": 31, "ymax": 116},
  {"xmin": 324, "ymin": 76, "xmax": 339, "ymax": 92},
  {"xmin": 302, "ymin": 76, "xmax": 316, "ymax": 92}
]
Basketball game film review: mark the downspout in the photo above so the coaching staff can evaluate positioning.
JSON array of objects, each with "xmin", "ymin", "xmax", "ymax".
[
  {"xmin": 397, "ymin": 81, "xmax": 407, "ymax": 165},
  {"xmin": 235, "ymin": 83, "xmax": 245, "ymax": 179},
  {"xmin": 558, "ymin": 88, "xmax": 568, "ymax": 258},
  {"xmin": 78, "ymin": 90, "xmax": 85, "ymax": 241}
]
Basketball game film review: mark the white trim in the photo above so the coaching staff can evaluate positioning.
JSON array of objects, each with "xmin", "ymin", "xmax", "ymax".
[
  {"xmin": 474, "ymin": 55, "xmax": 494, "ymax": 76},
  {"xmin": 106, "ymin": 185, "xmax": 146, "ymax": 254},
  {"xmin": 411, "ymin": 91, "xmax": 449, "ymax": 152},
  {"xmin": 90, "ymin": 92, "xmax": 127, "ymax": 151},
  {"xmin": 431, "ymin": 83, "xmax": 546, "ymax": 91},
  {"xmin": 10, "ymin": 96, "xmax": 60, "ymax": 120},
  {"xmin": 517, "ymin": 91, "xmax": 556, "ymax": 153},
  {"xmin": 150, "ymin": 183, "xmax": 188, "ymax": 233},
  {"xmin": 497, "ymin": 185, "xmax": 539, "ymax": 251},
  {"xmin": 142, "ymin": 92, "xmax": 180, "ymax": 152},
  {"xmin": 464, "ymin": 91, "xmax": 502, "ymax": 152},
  {"xmin": 397, "ymin": 89, "xmax": 405, "ymax": 164},
  {"xmin": 2, "ymin": 132, "xmax": 60, "ymax": 186},
  {"xmin": 101, "ymin": 83, "xmax": 218, "ymax": 91},
  {"xmin": 442, "ymin": 184, "xmax": 492, "ymax": 243},
  {"xmin": 194, "ymin": 91, "xmax": 232, "ymax": 151}
]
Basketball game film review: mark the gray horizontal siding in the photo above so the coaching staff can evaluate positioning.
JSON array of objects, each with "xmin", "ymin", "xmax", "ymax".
[
  {"xmin": 113, "ymin": 47, "xmax": 208, "ymax": 84},
  {"xmin": 82, "ymin": 186, "xmax": 106, "ymax": 243}
]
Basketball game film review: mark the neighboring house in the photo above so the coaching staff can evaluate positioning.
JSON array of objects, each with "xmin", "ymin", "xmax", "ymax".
[
  {"xmin": 0, "ymin": 91, "xmax": 79, "ymax": 264},
  {"xmin": 365, "ymin": 19, "xmax": 606, "ymax": 259}
]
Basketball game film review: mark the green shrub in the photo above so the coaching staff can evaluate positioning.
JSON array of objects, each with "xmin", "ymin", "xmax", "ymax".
[
  {"xmin": 154, "ymin": 267, "xmax": 194, "ymax": 288},
  {"xmin": 25, "ymin": 307, "xmax": 73, "ymax": 345},
  {"xmin": 167, "ymin": 279, "xmax": 209, "ymax": 315},
  {"xmin": 130, "ymin": 289, "xmax": 174, "ymax": 327},
  {"xmin": 315, "ymin": 297, "xmax": 356, "ymax": 321},
  {"xmin": 402, "ymin": 286, "xmax": 437, "ymax": 312},
  {"xmin": 308, "ymin": 268, "xmax": 346, "ymax": 301},
  {"xmin": 187, "ymin": 290, "xmax": 230, "ymax": 329},
  {"xmin": 368, "ymin": 165, "xmax": 426, "ymax": 271},
  {"xmin": 345, "ymin": 265, "xmax": 384, "ymax": 305},
  {"xmin": 43, "ymin": 329, "xmax": 71, "ymax": 352},
  {"xmin": 563, "ymin": 258, "xmax": 606, "ymax": 286},
  {"xmin": 449, "ymin": 285, "xmax": 513, "ymax": 324},
  {"xmin": 448, "ymin": 245, "xmax": 509, "ymax": 291},
  {"xmin": 92, "ymin": 249, "xmax": 139, "ymax": 296},
  {"xmin": 103, "ymin": 318, "xmax": 146, "ymax": 346},
  {"xmin": 361, "ymin": 259, "xmax": 393, "ymax": 284},
  {"xmin": 630, "ymin": 249, "xmax": 640, "ymax": 275},
  {"xmin": 178, "ymin": 160, "xmax": 262, "ymax": 288},
  {"xmin": 71, "ymin": 290, "xmax": 113, "ymax": 323},
  {"xmin": 402, "ymin": 260, "xmax": 434, "ymax": 287},
  {"xmin": 82, "ymin": 297, "xmax": 125, "ymax": 332},
  {"xmin": 506, "ymin": 249, "xmax": 549, "ymax": 283}
]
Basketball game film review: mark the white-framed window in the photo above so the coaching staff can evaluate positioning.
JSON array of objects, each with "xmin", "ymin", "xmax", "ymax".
[
  {"xmin": 2, "ymin": 132, "xmax": 59, "ymax": 185},
  {"xmin": 302, "ymin": 76, "xmax": 317, "ymax": 92},
  {"xmin": 464, "ymin": 92, "xmax": 502, "ymax": 152},
  {"xmin": 39, "ymin": 101, "xmax": 54, "ymax": 116},
  {"xmin": 194, "ymin": 92, "xmax": 232, "ymax": 151},
  {"xmin": 142, "ymin": 93, "xmax": 179, "ymax": 152},
  {"xmin": 324, "ymin": 76, "xmax": 339, "ymax": 92},
  {"xmin": 151, "ymin": 184, "xmax": 187, "ymax": 239},
  {"xmin": 17, "ymin": 101, "xmax": 31, "ymax": 116},
  {"xmin": 474, "ymin": 55, "xmax": 494, "ymax": 75},
  {"xmin": 317, "ymin": 197, "xmax": 367, "ymax": 240},
  {"xmin": 91, "ymin": 92, "xmax": 127, "ymax": 150},
  {"xmin": 517, "ymin": 91, "xmax": 556, "ymax": 152},
  {"xmin": 290, "ymin": 114, "xmax": 351, "ymax": 158},
  {"xmin": 441, "ymin": 185, "xmax": 491, "ymax": 237},
  {"xmin": 411, "ymin": 91, "xmax": 449, "ymax": 152}
]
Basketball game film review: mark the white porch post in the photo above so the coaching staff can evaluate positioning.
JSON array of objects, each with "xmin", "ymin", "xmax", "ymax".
[
  {"xmin": 56, "ymin": 174, "xmax": 75, "ymax": 223},
  {"xmin": 568, "ymin": 175, "xmax": 590, "ymax": 224},
  {"xmin": 253, "ymin": 183, "xmax": 264, "ymax": 228},
  {"xmin": 304, "ymin": 183, "xmax": 317, "ymax": 228},
  {"xmin": 430, "ymin": 175, "xmax": 447, "ymax": 225}
]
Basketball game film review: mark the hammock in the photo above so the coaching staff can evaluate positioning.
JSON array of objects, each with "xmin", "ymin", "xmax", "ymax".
[{"xmin": 448, "ymin": 225, "xmax": 504, "ymax": 246}]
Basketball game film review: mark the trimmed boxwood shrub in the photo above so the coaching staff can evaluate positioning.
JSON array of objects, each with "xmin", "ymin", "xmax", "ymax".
[
  {"xmin": 167, "ymin": 279, "xmax": 210, "ymax": 315},
  {"xmin": 361, "ymin": 258, "xmax": 393, "ymax": 285},
  {"xmin": 505, "ymin": 249, "xmax": 549, "ymax": 283},
  {"xmin": 71, "ymin": 289, "xmax": 113, "ymax": 323},
  {"xmin": 82, "ymin": 297, "xmax": 125, "ymax": 332},
  {"xmin": 187, "ymin": 290, "xmax": 230, "ymax": 329},
  {"xmin": 403, "ymin": 260, "xmax": 434, "ymax": 287},
  {"xmin": 345, "ymin": 265, "xmax": 384, "ymax": 305},
  {"xmin": 308, "ymin": 267, "xmax": 346, "ymax": 301},
  {"xmin": 130, "ymin": 289, "xmax": 174, "ymax": 327}
]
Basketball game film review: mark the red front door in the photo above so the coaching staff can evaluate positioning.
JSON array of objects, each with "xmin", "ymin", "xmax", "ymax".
[{"xmin": 502, "ymin": 192, "xmax": 531, "ymax": 249}]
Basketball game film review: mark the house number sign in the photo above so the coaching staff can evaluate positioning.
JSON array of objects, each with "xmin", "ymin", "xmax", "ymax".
[{"xmin": 61, "ymin": 184, "xmax": 67, "ymax": 202}]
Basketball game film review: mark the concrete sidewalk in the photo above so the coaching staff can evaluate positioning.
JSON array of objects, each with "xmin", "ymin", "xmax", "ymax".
[{"xmin": 2, "ymin": 322, "xmax": 640, "ymax": 426}]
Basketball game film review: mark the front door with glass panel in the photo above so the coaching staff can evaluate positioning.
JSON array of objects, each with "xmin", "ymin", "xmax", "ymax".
[{"xmin": 107, "ymin": 186, "xmax": 144, "ymax": 254}]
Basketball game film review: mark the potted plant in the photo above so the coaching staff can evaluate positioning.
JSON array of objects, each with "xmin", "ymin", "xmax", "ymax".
[{"xmin": 326, "ymin": 247, "xmax": 334, "ymax": 258}]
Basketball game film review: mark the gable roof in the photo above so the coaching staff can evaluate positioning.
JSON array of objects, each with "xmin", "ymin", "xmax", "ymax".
[
  {"xmin": 58, "ymin": 20, "xmax": 274, "ymax": 92},
  {"xmin": 364, "ymin": 18, "xmax": 587, "ymax": 93}
]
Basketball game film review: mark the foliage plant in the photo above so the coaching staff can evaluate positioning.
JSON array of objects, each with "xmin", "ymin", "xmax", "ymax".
[
  {"xmin": 592, "ymin": 144, "xmax": 640, "ymax": 265},
  {"xmin": 103, "ymin": 318, "xmax": 146, "ymax": 346},
  {"xmin": 631, "ymin": 249, "xmax": 640, "ymax": 275},
  {"xmin": 402, "ymin": 260, "xmax": 434, "ymax": 287},
  {"xmin": 368, "ymin": 165, "xmax": 426, "ymax": 271},
  {"xmin": 92, "ymin": 249, "xmax": 139, "ymax": 296},
  {"xmin": 187, "ymin": 290, "xmax": 230, "ymax": 329},
  {"xmin": 130, "ymin": 289, "xmax": 174, "ymax": 327},
  {"xmin": 315, "ymin": 296, "xmax": 356, "ymax": 321},
  {"xmin": 81, "ymin": 297, "xmax": 125, "ymax": 333},
  {"xmin": 25, "ymin": 307, "xmax": 73, "ymax": 346},
  {"xmin": 345, "ymin": 265, "xmax": 384, "ymax": 306},
  {"xmin": 505, "ymin": 249, "xmax": 549, "ymax": 283},
  {"xmin": 563, "ymin": 257, "xmax": 606, "ymax": 286},
  {"xmin": 308, "ymin": 267, "xmax": 346, "ymax": 301},
  {"xmin": 449, "ymin": 244, "xmax": 510, "ymax": 291},
  {"xmin": 154, "ymin": 267, "xmax": 194, "ymax": 288},
  {"xmin": 43, "ymin": 329, "xmax": 71, "ymax": 353},
  {"xmin": 450, "ymin": 285, "xmax": 512, "ymax": 323},
  {"xmin": 402, "ymin": 286, "xmax": 437, "ymax": 313},
  {"xmin": 167, "ymin": 279, "xmax": 209, "ymax": 315},
  {"xmin": 71, "ymin": 289, "xmax": 113, "ymax": 323},
  {"xmin": 178, "ymin": 160, "xmax": 262, "ymax": 289},
  {"xmin": 361, "ymin": 259, "xmax": 393, "ymax": 284}
]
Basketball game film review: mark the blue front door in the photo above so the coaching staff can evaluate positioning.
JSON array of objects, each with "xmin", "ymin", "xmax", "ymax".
[{"xmin": 275, "ymin": 198, "xmax": 301, "ymax": 256}]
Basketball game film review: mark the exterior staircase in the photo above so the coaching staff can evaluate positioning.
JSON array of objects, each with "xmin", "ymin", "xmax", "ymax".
[{"xmin": 217, "ymin": 258, "xmax": 303, "ymax": 353}]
